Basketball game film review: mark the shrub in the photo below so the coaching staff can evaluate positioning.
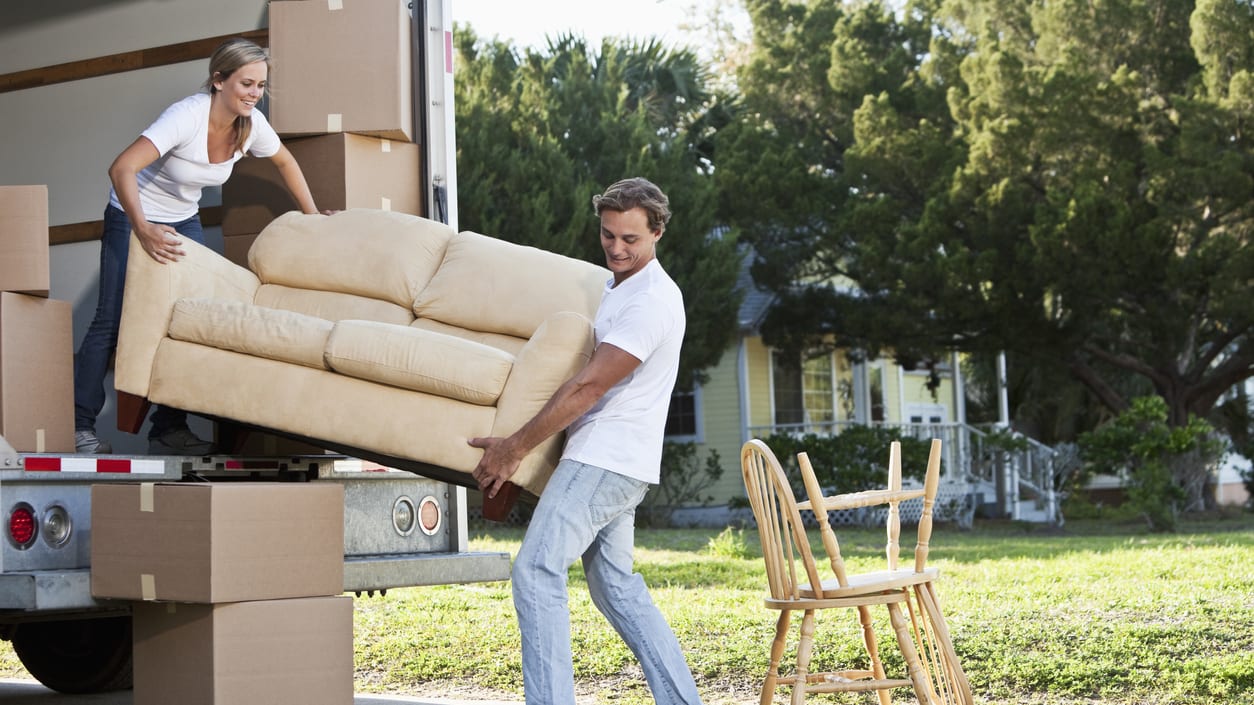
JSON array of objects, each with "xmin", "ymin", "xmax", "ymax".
[
  {"xmin": 639, "ymin": 442, "xmax": 724, "ymax": 527},
  {"xmin": 760, "ymin": 426, "xmax": 933, "ymax": 495},
  {"xmin": 1078, "ymin": 396, "xmax": 1225, "ymax": 532}
]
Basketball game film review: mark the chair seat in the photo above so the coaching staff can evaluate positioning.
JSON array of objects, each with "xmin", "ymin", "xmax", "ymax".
[{"xmin": 799, "ymin": 566, "xmax": 939, "ymax": 599}]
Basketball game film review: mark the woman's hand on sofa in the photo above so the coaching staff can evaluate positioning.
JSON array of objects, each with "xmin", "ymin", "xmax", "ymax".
[
  {"xmin": 136, "ymin": 220, "xmax": 187, "ymax": 264},
  {"xmin": 468, "ymin": 435, "xmax": 523, "ymax": 499}
]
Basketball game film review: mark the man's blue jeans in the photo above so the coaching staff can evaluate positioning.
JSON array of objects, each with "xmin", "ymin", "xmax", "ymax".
[
  {"xmin": 73, "ymin": 205, "xmax": 202, "ymax": 439},
  {"xmin": 511, "ymin": 459, "xmax": 704, "ymax": 705}
]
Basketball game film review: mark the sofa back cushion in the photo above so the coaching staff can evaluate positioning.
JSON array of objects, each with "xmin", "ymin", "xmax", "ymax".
[
  {"xmin": 412, "ymin": 231, "xmax": 608, "ymax": 339},
  {"xmin": 250, "ymin": 209, "xmax": 454, "ymax": 309},
  {"xmin": 409, "ymin": 318, "xmax": 527, "ymax": 356},
  {"xmin": 256, "ymin": 284, "xmax": 414, "ymax": 326}
]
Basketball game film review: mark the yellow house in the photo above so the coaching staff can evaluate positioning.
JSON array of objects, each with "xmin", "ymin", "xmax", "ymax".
[{"xmin": 664, "ymin": 259, "xmax": 963, "ymax": 511}]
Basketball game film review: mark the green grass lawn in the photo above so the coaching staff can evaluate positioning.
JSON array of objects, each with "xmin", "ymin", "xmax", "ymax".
[{"xmin": 0, "ymin": 512, "xmax": 1250, "ymax": 703}]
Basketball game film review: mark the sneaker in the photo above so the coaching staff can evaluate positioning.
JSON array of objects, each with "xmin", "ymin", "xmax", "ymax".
[
  {"xmin": 148, "ymin": 428, "xmax": 215, "ymax": 456},
  {"xmin": 74, "ymin": 430, "xmax": 112, "ymax": 454}
]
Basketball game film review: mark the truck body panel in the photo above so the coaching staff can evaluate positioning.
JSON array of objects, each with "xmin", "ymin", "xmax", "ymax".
[{"xmin": 0, "ymin": 1, "xmax": 515, "ymax": 693}]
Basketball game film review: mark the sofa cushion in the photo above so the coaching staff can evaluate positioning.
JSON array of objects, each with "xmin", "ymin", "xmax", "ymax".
[
  {"xmin": 166, "ymin": 298, "xmax": 332, "ymax": 370},
  {"xmin": 409, "ymin": 318, "xmax": 527, "ymax": 356},
  {"xmin": 324, "ymin": 320, "xmax": 514, "ymax": 405},
  {"xmin": 250, "ymin": 209, "xmax": 454, "ymax": 309},
  {"xmin": 256, "ymin": 284, "xmax": 414, "ymax": 326},
  {"xmin": 412, "ymin": 230, "xmax": 609, "ymax": 339}
]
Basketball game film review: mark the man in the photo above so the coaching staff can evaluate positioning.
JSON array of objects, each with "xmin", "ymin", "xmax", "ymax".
[{"xmin": 468, "ymin": 177, "xmax": 703, "ymax": 705}]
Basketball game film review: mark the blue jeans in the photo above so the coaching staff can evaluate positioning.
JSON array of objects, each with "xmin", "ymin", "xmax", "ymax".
[
  {"xmin": 73, "ymin": 205, "xmax": 202, "ymax": 439},
  {"xmin": 512, "ymin": 459, "xmax": 704, "ymax": 705}
]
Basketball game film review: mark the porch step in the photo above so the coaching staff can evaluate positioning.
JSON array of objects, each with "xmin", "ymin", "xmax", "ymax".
[{"xmin": 1013, "ymin": 505, "xmax": 1055, "ymax": 523}]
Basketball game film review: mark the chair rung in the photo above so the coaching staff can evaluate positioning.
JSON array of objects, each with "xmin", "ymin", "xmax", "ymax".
[
  {"xmin": 800, "ymin": 677, "xmax": 914, "ymax": 693},
  {"xmin": 803, "ymin": 488, "xmax": 926, "ymax": 511},
  {"xmin": 802, "ymin": 669, "xmax": 876, "ymax": 683}
]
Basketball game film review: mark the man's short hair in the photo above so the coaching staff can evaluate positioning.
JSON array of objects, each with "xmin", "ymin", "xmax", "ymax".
[{"xmin": 592, "ymin": 178, "xmax": 672, "ymax": 233}]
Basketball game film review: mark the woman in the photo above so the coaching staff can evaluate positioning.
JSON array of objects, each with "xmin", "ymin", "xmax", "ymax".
[{"xmin": 74, "ymin": 38, "xmax": 322, "ymax": 455}]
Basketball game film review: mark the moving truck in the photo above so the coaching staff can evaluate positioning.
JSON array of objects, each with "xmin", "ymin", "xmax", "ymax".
[{"xmin": 0, "ymin": 0, "xmax": 508, "ymax": 693}]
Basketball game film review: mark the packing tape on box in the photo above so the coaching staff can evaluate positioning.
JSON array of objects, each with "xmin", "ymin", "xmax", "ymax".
[
  {"xmin": 380, "ymin": 139, "xmax": 391, "ymax": 153},
  {"xmin": 328, "ymin": 0, "xmax": 343, "ymax": 10},
  {"xmin": 36, "ymin": 429, "xmax": 45, "ymax": 453},
  {"xmin": 327, "ymin": 113, "xmax": 343, "ymax": 132},
  {"xmin": 141, "ymin": 574, "xmax": 156, "ymax": 601},
  {"xmin": 140, "ymin": 483, "xmax": 155, "ymax": 512},
  {"xmin": 381, "ymin": 197, "xmax": 391, "ymax": 211}
]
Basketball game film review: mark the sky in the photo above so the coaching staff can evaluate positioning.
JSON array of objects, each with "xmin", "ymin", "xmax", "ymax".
[{"xmin": 450, "ymin": 0, "xmax": 739, "ymax": 53}]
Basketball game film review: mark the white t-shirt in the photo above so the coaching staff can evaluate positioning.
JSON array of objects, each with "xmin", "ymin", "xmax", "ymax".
[
  {"xmin": 562, "ymin": 258, "xmax": 686, "ymax": 484},
  {"xmin": 108, "ymin": 92, "xmax": 281, "ymax": 222}
]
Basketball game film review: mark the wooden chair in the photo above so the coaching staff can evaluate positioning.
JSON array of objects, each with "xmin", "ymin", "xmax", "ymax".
[{"xmin": 740, "ymin": 438, "xmax": 973, "ymax": 705}]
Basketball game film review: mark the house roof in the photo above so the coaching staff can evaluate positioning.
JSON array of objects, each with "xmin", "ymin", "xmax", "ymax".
[{"xmin": 736, "ymin": 246, "xmax": 776, "ymax": 333}]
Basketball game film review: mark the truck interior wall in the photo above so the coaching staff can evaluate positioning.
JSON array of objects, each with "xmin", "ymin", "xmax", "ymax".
[{"xmin": 1, "ymin": 1, "xmax": 272, "ymax": 453}]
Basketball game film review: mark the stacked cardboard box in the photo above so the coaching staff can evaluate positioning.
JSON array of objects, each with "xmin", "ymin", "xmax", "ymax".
[
  {"xmin": 221, "ymin": 0, "xmax": 423, "ymax": 263},
  {"xmin": 267, "ymin": 0, "xmax": 414, "ymax": 141},
  {"xmin": 221, "ymin": 133, "xmax": 422, "ymax": 262},
  {"xmin": 0, "ymin": 185, "xmax": 74, "ymax": 453},
  {"xmin": 91, "ymin": 482, "xmax": 352, "ymax": 705}
]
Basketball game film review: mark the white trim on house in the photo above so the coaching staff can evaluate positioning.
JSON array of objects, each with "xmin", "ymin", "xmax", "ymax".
[{"xmin": 738, "ymin": 338, "xmax": 751, "ymax": 445}]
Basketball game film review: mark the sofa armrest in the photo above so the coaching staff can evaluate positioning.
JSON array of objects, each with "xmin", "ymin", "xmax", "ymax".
[
  {"xmin": 115, "ymin": 234, "xmax": 262, "ymax": 398},
  {"xmin": 491, "ymin": 311, "xmax": 595, "ymax": 493}
]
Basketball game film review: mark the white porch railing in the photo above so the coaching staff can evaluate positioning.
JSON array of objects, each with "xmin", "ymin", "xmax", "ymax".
[{"xmin": 745, "ymin": 420, "xmax": 1065, "ymax": 525}]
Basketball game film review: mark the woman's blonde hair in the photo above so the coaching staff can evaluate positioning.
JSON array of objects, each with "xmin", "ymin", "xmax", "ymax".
[{"xmin": 203, "ymin": 38, "xmax": 270, "ymax": 154}]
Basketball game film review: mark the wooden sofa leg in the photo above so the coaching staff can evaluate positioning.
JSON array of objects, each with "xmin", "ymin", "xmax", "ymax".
[
  {"xmin": 116, "ymin": 391, "xmax": 151, "ymax": 434},
  {"xmin": 482, "ymin": 482, "xmax": 522, "ymax": 523}
]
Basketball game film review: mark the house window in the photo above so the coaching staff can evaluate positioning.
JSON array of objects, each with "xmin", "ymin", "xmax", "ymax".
[
  {"xmin": 665, "ymin": 386, "xmax": 702, "ymax": 441},
  {"xmin": 772, "ymin": 350, "xmax": 834, "ymax": 430},
  {"xmin": 904, "ymin": 402, "xmax": 947, "ymax": 428}
]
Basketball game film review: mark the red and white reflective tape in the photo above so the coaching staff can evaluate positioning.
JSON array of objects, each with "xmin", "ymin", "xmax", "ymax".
[{"xmin": 23, "ymin": 457, "xmax": 166, "ymax": 474}]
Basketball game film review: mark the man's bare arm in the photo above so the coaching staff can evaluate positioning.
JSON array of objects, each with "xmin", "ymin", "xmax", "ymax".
[{"xmin": 468, "ymin": 342, "xmax": 640, "ymax": 498}]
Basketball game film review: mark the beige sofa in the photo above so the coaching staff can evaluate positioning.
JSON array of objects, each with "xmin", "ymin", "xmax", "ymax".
[{"xmin": 115, "ymin": 209, "xmax": 608, "ymax": 514}]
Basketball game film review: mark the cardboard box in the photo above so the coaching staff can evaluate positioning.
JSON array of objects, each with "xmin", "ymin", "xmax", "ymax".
[
  {"xmin": 133, "ymin": 596, "xmax": 354, "ymax": 705},
  {"xmin": 0, "ymin": 185, "xmax": 50, "ymax": 296},
  {"xmin": 222, "ymin": 132, "xmax": 422, "ymax": 235},
  {"xmin": 91, "ymin": 482, "xmax": 344, "ymax": 603},
  {"xmin": 0, "ymin": 292, "xmax": 73, "ymax": 452},
  {"xmin": 269, "ymin": 0, "xmax": 413, "ymax": 141}
]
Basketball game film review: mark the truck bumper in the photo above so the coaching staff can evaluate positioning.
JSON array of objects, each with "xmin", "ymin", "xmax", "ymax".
[{"xmin": 0, "ymin": 551, "xmax": 510, "ymax": 614}]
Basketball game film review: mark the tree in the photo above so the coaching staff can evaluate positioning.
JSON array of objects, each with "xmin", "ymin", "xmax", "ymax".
[
  {"xmin": 453, "ymin": 28, "xmax": 743, "ymax": 388},
  {"xmin": 720, "ymin": 0, "xmax": 1254, "ymax": 430}
]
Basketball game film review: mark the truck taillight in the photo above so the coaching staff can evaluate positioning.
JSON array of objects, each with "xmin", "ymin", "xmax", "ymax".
[
  {"xmin": 41, "ymin": 505, "xmax": 72, "ymax": 547},
  {"xmin": 391, "ymin": 495, "xmax": 442, "ymax": 537},
  {"xmin": 8, "ymin": 504, "xmax": 37, "ymax": 548},
  {"xmin": 418, "ymin": 495, "xmax": 441, "ymax": 535},
  {"xmin": 392, "ymin": 496, "xmax": 417, "ymax": 537}
]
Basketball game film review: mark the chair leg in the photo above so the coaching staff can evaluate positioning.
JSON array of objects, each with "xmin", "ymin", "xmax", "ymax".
[
  {"xmin": 888, "ymin": 601, "xmax": 937, "ymax": 705},
  {"xmin": 792, "ymin": 610, "xmax": 818, "ymax": 705},
  {"xmin": 856, "ymin": 604, "xmax": 892, "ymax": 705},
  {"xmin": 915, "ymin": 583, "xmax": 974, "ymax": 705},
  {"xmin": 762, "ymin": 610, "xmax": 791, "ymax": 705}
]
